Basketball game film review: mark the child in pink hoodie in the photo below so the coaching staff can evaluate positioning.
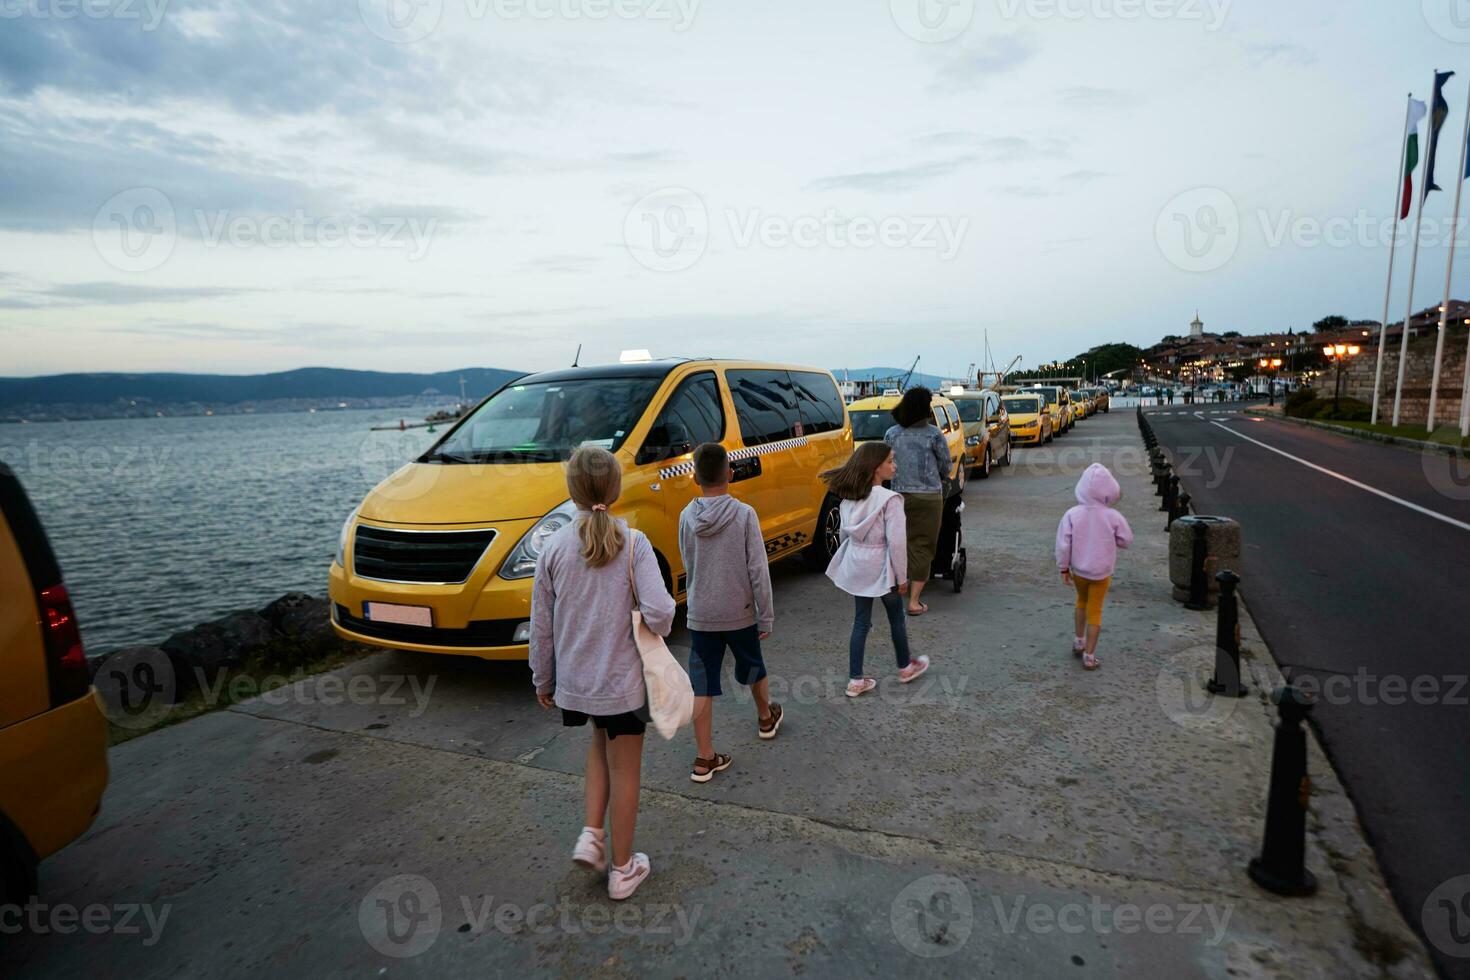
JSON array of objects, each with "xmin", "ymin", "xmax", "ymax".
[{"xmin": 1055, "ymin": 462, "xmax": 1134, "ymax": 670}]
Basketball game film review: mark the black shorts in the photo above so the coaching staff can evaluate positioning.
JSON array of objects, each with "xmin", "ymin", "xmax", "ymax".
[{"xmin": 561, "ymin": 704, "xmax": 649, "ymax": 740}]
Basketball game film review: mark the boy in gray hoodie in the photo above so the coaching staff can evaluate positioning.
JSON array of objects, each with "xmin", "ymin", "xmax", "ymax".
[{"xmin": 679, "ymin": 443, "xmax": 781, "ymax": 783}]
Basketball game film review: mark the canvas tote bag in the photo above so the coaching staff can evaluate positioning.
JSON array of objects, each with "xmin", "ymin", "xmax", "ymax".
[{"xmin": 626, "ymin": 531, "xmax": 693, "ymax": 739}]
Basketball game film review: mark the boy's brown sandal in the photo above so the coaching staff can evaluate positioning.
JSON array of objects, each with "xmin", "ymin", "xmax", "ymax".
[
  {"xmin": 689, "ymin": 753, "xmax": 732, "ymax": 784},
  {"xmin": 758, "ymin": 702, "xmax": 784, "ymax": 740}
]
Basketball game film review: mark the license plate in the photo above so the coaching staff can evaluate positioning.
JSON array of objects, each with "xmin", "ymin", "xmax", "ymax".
[{"xmin": 364, "ymin": 603, "xmax": 433, "ymax": 628}]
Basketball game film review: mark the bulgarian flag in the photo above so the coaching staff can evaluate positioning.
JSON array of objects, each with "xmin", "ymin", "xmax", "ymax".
[{"xmin": 1403, "ymin": 98, "xmax": 1427, "ymax": 219}]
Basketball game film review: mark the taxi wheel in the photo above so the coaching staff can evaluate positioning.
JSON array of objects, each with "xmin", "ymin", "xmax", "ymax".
[
  {"xmin": 803, "ymin": 495, "xmax": 842, "ymax": 570},
  {"xmin": 977, "ymin": 450, "xmax": 992, "ymax": 479},
  {"xmin": 1001, "ymin": 441, "xmax": 1013, "ymax": 466}
]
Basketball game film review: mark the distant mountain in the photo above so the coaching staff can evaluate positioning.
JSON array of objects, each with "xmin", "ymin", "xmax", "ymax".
[
  {"xmin": 0, "ymin": 367, "xmax": 526, "ymax": 409},
  {"xmin": 829, "ymin": 366, "xmax": 951, "ymax": 390}
]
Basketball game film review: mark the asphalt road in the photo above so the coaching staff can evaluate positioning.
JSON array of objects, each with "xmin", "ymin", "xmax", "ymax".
[{"xmin": 1145, "ymin": 405, "xmax": 1470, "ymax": 979}]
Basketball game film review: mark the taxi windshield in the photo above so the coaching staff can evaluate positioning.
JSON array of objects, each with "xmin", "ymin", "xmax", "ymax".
[
  {"xmin": 954, "ymin": 399, "xmax": 985, "ymax": 422},
  {"xmin": 1003, "ymin": 398, "xmax": 1040, "ymax": 415},
  {"xmin": 427, "ymin": 377, "xmax": 661, "ymax": 463},
  {"xmin": 850, "ymin": 410, "xmax": 894, "ymax": 442},
  {"xmin": 1020, "ymin": 388, "xmax": 1057, "ymax": 406}
]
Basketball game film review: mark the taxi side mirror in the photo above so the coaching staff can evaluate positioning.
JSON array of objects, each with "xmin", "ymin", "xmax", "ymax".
[{"xmin": 635, "ymin": 422, "xmax": 692, "ymax": 465}]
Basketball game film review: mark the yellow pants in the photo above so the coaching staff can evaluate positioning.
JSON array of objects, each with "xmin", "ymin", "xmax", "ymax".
[{"xmin": 1072, "ymin": 574, "xmax": 1111, "ymax": 627}]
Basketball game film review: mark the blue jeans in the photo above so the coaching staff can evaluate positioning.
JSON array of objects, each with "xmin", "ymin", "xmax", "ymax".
[{"xmin": 850, "ymin": 592, "xmax": 911, "ymax": 679}]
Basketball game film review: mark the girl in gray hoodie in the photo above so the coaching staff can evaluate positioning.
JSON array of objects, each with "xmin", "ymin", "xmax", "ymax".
[{"xmin": 530, "ymin": 446, "xmax": 675, "ymax": 901}]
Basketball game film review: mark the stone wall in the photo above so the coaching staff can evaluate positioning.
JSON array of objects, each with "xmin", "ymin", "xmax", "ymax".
[{"xmin": 1341, "ymin": 329, "xmax": 1469, "ymax": 425}]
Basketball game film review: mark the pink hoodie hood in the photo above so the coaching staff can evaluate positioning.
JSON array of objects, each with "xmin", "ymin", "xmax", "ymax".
[
  {"xmin": 1074, "ymin": 462, "xmax": 1122, "ymax": 507},
  {"xmin": 1056, "ymin": 464, "xmax": 1133, "ymax": 580}
]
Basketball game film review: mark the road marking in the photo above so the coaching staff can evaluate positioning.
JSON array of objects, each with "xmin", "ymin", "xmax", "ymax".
[{"xmin": 1209, "ymin": 421, "xmax": 1470, "ymax": 533}]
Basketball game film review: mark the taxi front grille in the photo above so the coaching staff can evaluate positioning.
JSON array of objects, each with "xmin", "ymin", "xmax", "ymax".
[{"xmin": 352, "ymin": 526, "xmax": 496, "ymax": 584}]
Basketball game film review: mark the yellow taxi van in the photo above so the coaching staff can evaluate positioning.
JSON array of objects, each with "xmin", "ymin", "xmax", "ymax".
[
  {"xmin": 0, "ymin": 463, "xmax": 108, "ymax": 903},
  {"xmin": 845, "ymin": 390, "xmax": 967, "ymax": 495},
  {"xmin": 330, "ymin": 358, "xmax": 854, "ymax": 659}
]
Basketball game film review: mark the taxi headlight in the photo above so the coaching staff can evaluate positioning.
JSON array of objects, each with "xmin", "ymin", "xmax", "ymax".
[
  {"xmin": 965, "ymin": 435, "xmax": 982, "ymax": 447},
  {"xmin": 337, "ymin": 508, "xmax": 358, "ymax": 568},
  {"xmin": 500, "ymin": 500, "xmax": 578, "ymax": 579}
]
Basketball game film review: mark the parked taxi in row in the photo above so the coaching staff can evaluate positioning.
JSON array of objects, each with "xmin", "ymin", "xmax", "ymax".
[
  {"xmin": 1016, "ymin": 385, "xmax": 1072, "ymax": 436},
  {"xmin": 948, "ymin": 388, "xmax": 1011, "ymax": 479},
  {"xmin": 330, "ymin": 358, "xmax": 854, "ymax": 660},
  {"xmin": 847, "ymin": 390, "xmax": 966, "ymax": 495},
  {"xmin": 0, "ymin": 463, "xmax": 108, "ymax": 904},
  {"xmin": 1002, "ymin": 393, "xmax": 1053, "ymax": 445}
]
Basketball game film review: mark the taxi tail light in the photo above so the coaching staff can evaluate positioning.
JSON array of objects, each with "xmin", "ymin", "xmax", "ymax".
[{"xmin": 39, "ymin": 583, "xmax": 89, "ymax": 706}]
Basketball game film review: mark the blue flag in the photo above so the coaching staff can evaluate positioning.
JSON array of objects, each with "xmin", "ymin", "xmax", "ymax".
[{"xmin": 1426, "ymin": 70, "xmax": 1454, "ymax": 192}]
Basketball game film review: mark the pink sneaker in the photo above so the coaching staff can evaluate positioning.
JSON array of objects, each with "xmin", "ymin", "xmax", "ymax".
[
  {"xmin": 572, "ymin": 827, "xmax": 606, "ymax": 872},
  {"xmin": 845, "ymin": 678, "xmax": 877, "ymax": 698},
  {"xmin": 898, "ymin": 655, "xmax": 931, "ymax": 684},
  {"xmin": 608, "ymin": 852, "xmax": 651, "ymax": 901}
]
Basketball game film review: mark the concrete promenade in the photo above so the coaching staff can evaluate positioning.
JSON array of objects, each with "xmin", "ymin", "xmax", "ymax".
[{"xmin": 0, "ymin": 411, "xmax": 1433, "ymax": 978}]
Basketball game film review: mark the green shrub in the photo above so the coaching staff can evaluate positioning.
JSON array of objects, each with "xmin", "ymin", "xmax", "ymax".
[
  {"xmin": 1284, "ymin": 387, "xmax": 1319, "ymax": 417},
  {"xmin": 1314, "ymin": 397, "xmax": 1372, "ymax": 422}
]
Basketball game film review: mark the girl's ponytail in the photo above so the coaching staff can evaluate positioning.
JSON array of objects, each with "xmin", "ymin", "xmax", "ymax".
[{"xmin": 566, "ymin": 446, "xmax": 625, "ymax": 567}]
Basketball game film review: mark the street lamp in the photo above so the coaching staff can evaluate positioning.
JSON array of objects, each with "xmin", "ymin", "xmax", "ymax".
[
  {"xmin": 1322, "ymin": 344, "xmax": 1360, "ymax": 416},
  {"xmin": 1259, "ymin": 357, "xmax": 1283, "ymax": 405}
]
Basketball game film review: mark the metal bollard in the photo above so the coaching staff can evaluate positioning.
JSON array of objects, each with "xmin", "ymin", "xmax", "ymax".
[
  {"xmin": 1161, "ymin": 473, "xmax": 1178, "ymax": 513},
  {"xmin": 1153, "ymin": 454, "xmax": 1169, "ymax": 496},
  {"xmin": 1206, "ymin": 570, "xmax": 1247, "ymax": 696},
  {"xmin": 1248, "ymin": 686, "xmax": 1318, "ymax": 896},
  {"xmin": 1169, "ymin": 491, "xmax": 1191, "ymax": 529},
  {"xmin": 1184, "ymin": 520, "xmax": 1210, "ymax": 610}
]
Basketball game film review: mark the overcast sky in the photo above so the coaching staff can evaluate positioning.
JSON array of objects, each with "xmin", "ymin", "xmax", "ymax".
[{"xmin": 3, "ymin": 0, "xmax": 1470, "ymax": 379}]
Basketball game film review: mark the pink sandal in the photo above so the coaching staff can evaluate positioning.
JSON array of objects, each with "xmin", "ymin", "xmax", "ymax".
[{"xmin": 1082, "ymin": 653, "xmax": 1100, "ymax": 671}]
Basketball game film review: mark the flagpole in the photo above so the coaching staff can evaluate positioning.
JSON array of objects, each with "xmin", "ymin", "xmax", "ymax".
[
  {"xmin": 1428, "ymin": 82, "xmax": 1470, "ymax": 430},
  {"xmin": 1395, "ymin": 70, "xmax": 1443, "ymax": 427},
  {"xmin": 1373, "ymin": 93, "xmax": 1414, "ymax": 425}
]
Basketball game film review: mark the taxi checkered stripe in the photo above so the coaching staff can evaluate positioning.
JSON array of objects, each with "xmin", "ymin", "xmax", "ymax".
[{"xmin": 658, "ymin": 436, "xmax": 810, "ymax": 480}]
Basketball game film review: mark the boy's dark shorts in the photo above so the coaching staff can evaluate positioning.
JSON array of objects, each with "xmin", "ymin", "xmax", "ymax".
[
  {"xmin": 561, "ymin": 702, "xmax": 649, "ymax": 740},
  {"xmin": 687, "ymin": 625, "xmax": 766, "ymax": 697}
]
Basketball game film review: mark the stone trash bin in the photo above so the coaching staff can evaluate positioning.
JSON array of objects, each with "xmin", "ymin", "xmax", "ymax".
[{"xmin": 1168, "ymin": 515, "xmax": 1242, "ymax": 606}]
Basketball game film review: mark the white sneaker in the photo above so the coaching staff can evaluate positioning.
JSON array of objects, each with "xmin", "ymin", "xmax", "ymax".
[
  {"xmin": 608, "ymin": 852, "xmax": 651, "ymax": 901},
  {"xmin": 846, "ymin": 678, "xmax": 877, "ymax": 698},
  {"xmin": 572, "ymin": 827, "xmax": 606, "ymax": 872}
]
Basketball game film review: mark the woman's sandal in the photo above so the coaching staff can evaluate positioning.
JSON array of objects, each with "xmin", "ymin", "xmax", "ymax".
[
  {"xmin": 690, "ymin": 752, "xmax": 733, "ymax": 783},
  {"xmin": 1083, "ymin": 653, "xmax": 1101, "ymax": 671},
  {"xmin": 906, "ymin": 602, "xmax": 930, "ymax": 617}
]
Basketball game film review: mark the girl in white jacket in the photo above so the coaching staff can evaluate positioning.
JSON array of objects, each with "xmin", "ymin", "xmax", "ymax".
[{"xmin": 821, "ymin": 442, "xmax": 932, "ymax": 697}]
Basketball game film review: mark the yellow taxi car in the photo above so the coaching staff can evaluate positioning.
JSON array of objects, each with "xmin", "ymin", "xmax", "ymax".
[
  {"xmin": 331, "ymin": 358, "xmax": 854, "ymax": 660},
  {"xmin": 0, "ymin": 463, "xmax": 108, "ymax": 903},
  {"xmin": 949, "ymin": 388, "xmax": 1011, "ymax": 479},
  {"xmin": 1017, "ymin": 385, "xmax": 1071, "ymax": 436},
  {"xmin": 846, "ymin": 390, "xmax": 966, "ymax": 493},
  {"xmin": 1002, "ymin": 392, "xmax": 1052, "ymax": 445}
]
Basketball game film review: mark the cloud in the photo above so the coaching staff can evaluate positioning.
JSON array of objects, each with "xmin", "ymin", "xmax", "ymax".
[
  {"xmin": 806, "ymin": 156, "xmax": 978, "ymax": 193},
  {"xmin": 1059, "ymin": 170, "xmax": 1110, "ymax": 184},
  {"xmin": 912, "ymin": 132, "xmax": 1069, "ymax": 161},
  {"xmin": 28, "ymin": 282, "xmax": 256, "ymax": 307},
  {"xmin": 931, "ymin": 35, "xmax": 1038, "ymax": 92},
  {"xmin": 1242, "ymin": 42, "xmax": 1316, "ymax": 67},
  {"xmin": 0, "ymin": 1, "xmax": 441, "ymax": 117}
]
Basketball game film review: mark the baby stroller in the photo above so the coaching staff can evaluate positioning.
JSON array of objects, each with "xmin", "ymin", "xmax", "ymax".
[{"xmin": 929, "ymin": 483, "xmax": 967, "ymax": 592}]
